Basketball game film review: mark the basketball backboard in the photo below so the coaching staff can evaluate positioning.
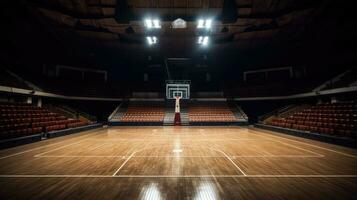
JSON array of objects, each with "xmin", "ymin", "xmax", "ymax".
[{"xmin": 166, "ymin": 80, "xmax": 190, "ymax": 99}]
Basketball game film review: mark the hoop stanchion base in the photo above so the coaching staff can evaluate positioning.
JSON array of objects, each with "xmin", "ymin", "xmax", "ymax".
[{"xmin": 174, "ymin": 112, "xmax": 181, "ymax": 125}]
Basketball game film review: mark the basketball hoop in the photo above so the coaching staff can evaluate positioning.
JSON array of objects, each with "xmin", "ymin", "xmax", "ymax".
[{"xmin": 166, "ymin": 80, "xmax": 190, "ymax": 100}]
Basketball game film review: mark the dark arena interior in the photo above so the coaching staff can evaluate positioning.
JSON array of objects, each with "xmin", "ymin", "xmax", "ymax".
[{"xmin": 1, "ymin": 0, "xmax": 357, "ymax": 199}]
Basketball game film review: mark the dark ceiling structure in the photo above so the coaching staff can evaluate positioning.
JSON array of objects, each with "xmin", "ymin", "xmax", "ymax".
[{"xmin": 0, "ymin": 0, "xmax": 356, "ymax": 69}]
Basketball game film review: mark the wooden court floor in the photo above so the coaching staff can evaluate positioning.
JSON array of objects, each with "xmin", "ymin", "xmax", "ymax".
[{"xmin": 0, "ymin": 126, "xmax": 357, "ymax": 199}]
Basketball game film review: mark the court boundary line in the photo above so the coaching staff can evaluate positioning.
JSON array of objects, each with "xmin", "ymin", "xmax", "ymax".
[
  {"xmin": 86, "ymin": 138, "xmax": 265, "ymax": 141},
  {"xmin": 250, "ymin": 130, "xmax": 324, "ymax": 157},
  {"xmin": 251, "ymin": 128, "xmax": 357, "ymax": 159},
  {"xmin": 112, "ymin": 150, "xmax": 141, "ymax": 176},
  {"xmin": 34, "ymin": 138, "xmax": 92, "ymax": 157},
  {"xmin": 34, "ymin": 155, "xmax": 324, "ymax": 158},
  {"xmin": 212, "ymin": 148, "xmax": 247, "ymax": 176},
  {"xmin": 109, "ymin": 145, "xmax": 248, "ymax": 176},
  {"xmin": 2, "ymin": 127, "xmax": 356, "ymax": 179},
  {"xmin": 0, "ymin": 174, "xmax": 357, "ymax": 178},
  {"xmin": 33, "ymin": 136, "xmax": 324, "ymax": 159},
  {"xmin": 266, "ymin": 138, "xmax": 324, "ymax": 157}
]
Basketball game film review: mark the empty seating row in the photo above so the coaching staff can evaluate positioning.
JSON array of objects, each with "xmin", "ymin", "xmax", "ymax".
[
  {"xmin": 0, "ymin": 103, "xmax": 38, "ymax": 109},
  {"xmin": 273, "ymin": 119, "xmax": 356, "ymax": 130},
  {"xmin": 67, "ymin": 121, "xmax": 88, "ymax": 128},
  {"xmin": 1, "ymin": 113, "xmax": 59, "ymax": 119},
  {"xmin": 270, "ymin": 120, "xmax": 353, "ymax": 137},
  {"xmin": 190, "ymin": 113, "xmax": 235, "ymax": 115},
  {"xmin": 1, "ymin": 109, "xmax": 50, "ymax": 113},
  {"xmin": 32, "ymin": 119, "xmax": 80, "ymax": 128},
  {"xmin": 0, "ymin": 123, "xmax": 31, "ymax": 131},
  {"xmin": 0, "ymin": 116, "xmax": 66, "ymax": 124},
  {"xmin": 284, "ymin": 117, "xmax": 357, "ymax": 125},
  {"xmin": 120, "ymin": 117, "xmax": 164, "ymax": 122},
  {"xmin": 45, "ymin": 124, "xmax": 66, "ymax": 132},
  {"xmin": 1, "ymin": 127, "xmax": 43, "ymax": 139},
  {"xmin": 122, "ymin": 112, "xmax": 164, "ymax": 114},
  {"xmin": 312, "ymin": 103, "xmax": 357, "ymax": 109},
  {"xmin": 0, "ymin": 119, "xmax": 81, "ymax": 131},
  {"xmin": 190, "ymin": 116, "xmax": 237, "ymax": 122},
  {"xmin": 296, "ymin": 110, "xmax": 357, "ymax": 115}
]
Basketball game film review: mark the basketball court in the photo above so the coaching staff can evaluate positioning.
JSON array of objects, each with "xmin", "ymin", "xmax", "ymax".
[{"xmin": 0, "ymin": 126, "xmax": 356, "ymax": 199}]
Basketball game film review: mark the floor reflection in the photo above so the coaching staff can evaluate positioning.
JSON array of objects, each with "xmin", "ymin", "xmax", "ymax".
[
  {"xmin": 139, "ymin": 182, "xmax": 162, "ymax": 200},
  {"xmin": 194, "ymin": 180, "xmax": 219, "ymax": 200}
]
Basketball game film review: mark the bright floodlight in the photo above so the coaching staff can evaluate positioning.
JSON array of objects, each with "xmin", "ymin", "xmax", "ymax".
[
  {"xmin": 145, "ymin": 19, "xmax": 161, "ymax": 29},
  {"xmin": 198, "ymin": 36, "xmax": 209, "ymax": 46},
  {"xmin": 153, "ymin": 19, "xmax": 161, "ymax": 28},
  {"xmin": 197, "ymin": 19, "xmax": 213, "ymax": 29},
  {"xmin": 145, "ymin": 19, "xmax": 152, "ymax": 28},
  {"xmin": 205, "ymin": 19, "xmax": 212, "ymax": 29},
  {"xmin": 147, "ymin": 36, "xmax": 157, "ymax": 45},
  {"xmin": 198, "ymin": 36, "xmax": 203, "ymax": 44},
  {"xmin": 202, "ymin": 36, "xmax": 209, "ymax": 45},
  {"xmin": 197, "ymin": 19, "xmax": 205, "ymax": 29}
]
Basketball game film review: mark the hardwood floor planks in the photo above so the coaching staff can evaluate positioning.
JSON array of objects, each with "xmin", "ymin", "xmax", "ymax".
[{"xmin": 0, "ymin": 126, "xmax": 356, "ymax": 199}]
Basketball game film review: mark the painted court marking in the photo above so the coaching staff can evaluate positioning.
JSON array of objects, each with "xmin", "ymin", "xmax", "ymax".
[
  {"xmin": 110, "ymin": 145, "xmax": 249, "ymax": 176},
  {"xmin": 112, "ymin": 151, "xmax": 136, "ymax": 176},
  {"xmin": 34, "ymin": 138, "xmax": 91, "ymax": 157},
  {"xmin": 34, "ymin": 155, "xmax": 324, "ymax": 158},
  {"xmin": 86, "ymin": 138, "xmax": 264, "ymax": 141},
  {"xmin": 255, "ymin": 133, "xmax": 324, "ymax": 157},
  {"xmin": 30, "ymin": 131, "xmax": 325, "ymax": 163},
  {"xmin": 0, "ymin": 127, "xmax": 330, "ymax": 161},
  {"xmin": 212, "ymin": 148, "xmax": 247, "ymax": 176},
  {"xmin": 111, "ymin": 145, "xmax": 156, "ymax": 176},
  {"xmin": 0, "ymin": 130, "xmax": 102, "ymax": 160},
  {"xmin": 252, "ymin": 128, "xmax": 357, "ymax": 159},
  {"xmin": 0, "ymin": 174, "xmax": 356, "ymax": 178},
  {"xmin": 1, "ymin": 127, "xmax": 356, "ymax": 180}
]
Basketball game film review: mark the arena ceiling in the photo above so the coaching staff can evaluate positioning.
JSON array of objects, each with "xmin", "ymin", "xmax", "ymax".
[
  {"xmin": 1, "ymin": 0, "xmax": 356, "ymax": 67},
  {"xmin": 29, "ymin": 0, "xmax": 322, "ymax": 50}
]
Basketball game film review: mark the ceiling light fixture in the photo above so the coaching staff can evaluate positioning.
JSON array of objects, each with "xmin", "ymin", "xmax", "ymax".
[
  {"xmin": 147, "ymin": 36, "xmax": 157, "ymax": 45},
  {"xmin": 197, "ymin": 19, "xmax": 213, "ymax": 29},
  {"xmin": 145, "ymin": 19, "xmax": 161, "ymax": 29},
  {"xmin": 198, "ymin": 36, "xmax": 209, "ymax": 46}
]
